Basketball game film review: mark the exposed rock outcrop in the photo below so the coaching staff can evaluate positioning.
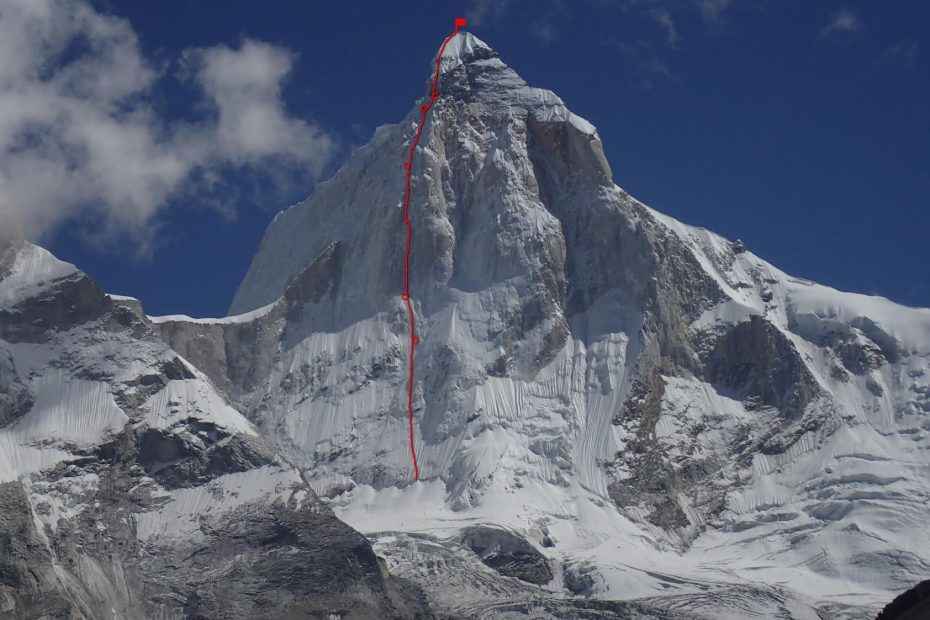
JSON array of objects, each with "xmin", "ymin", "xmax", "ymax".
[{"xmin": 460, "ymin": 525, "xmax": 553, "ymax": 585}]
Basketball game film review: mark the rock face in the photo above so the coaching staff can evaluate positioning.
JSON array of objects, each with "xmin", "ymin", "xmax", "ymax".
[
  {"xmin": 459, "ymin": 525, "xmax": 553, "ymax": 585},
  {"xmin": 164, "ymin": 32, "xmax": 930, "ymax": 618},
  {"xmin": 0, "ymin": 343, "xmax": 31, "ymax": 427},
  {"xmin": 875, "ymin": 580, "xmax": 930, "ymax": 620},
  {"xmin": 703, "ymin": 314, "xmax": 820, "ymax": 419},
  {"xmin": 0, "ymin": 242, "xmax": 429, "ymax": 618}
]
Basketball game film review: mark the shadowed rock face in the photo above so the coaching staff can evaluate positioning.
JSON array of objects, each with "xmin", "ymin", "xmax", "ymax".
[
  {"xmin": 0, "ymin": 343, "xmax": 32, "ymax": 427},
  {"xmin": 155, "ymin": 313, "xmax": 284, "ymax": 401},
  {"xmin": 460, "ymin": 525, "xmax": 553, "ymax": 585},
  {"xmin": 0, "ymin": 271, "xmax": 110, "ymax": 344},
  {"xmin": 137, "ymin": 426, "xmax": 278, "ymax": 490},
  {"xmin": 3, "ymin": 470, "xmax": 430, "ymax": 619},
  {"xmin": 0, "ymin": 244, "xmax": 432, "ymax": 619},
  {"xmin": 787, "ymin": 311, "xmax": 902, "ymax": 400},
  {"xmin": 703, "ymin": 315, "xmax": 820, "ymax": 419},
  {"xmin": 876, "ymin": 580, "xmax": 930, "ymax": 620},
  {"xmin": 131, "ymin": 486, "xmax": 430, "ymax": 619},
  {"xmin": 0, "ymin": 483, "xmax": 74, "ymax": 615}
]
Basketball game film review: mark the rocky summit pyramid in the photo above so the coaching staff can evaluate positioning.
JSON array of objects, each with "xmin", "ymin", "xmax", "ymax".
[{"xmin": 3, "ymin": 32, "xmax": 930, "ymax": 619}]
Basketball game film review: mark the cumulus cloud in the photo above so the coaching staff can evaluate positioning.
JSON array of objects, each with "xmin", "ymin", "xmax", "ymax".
[
  {"xmin": 0, "ymin": 0, "xmax": 335, "ymax": 252},
  {"xmin": 818, "ymin": 9, "xmax": 864, "ymax": 41},
  {"xmin": 183, "ymin": 41, "xmax": 333, "ymax": 169}
]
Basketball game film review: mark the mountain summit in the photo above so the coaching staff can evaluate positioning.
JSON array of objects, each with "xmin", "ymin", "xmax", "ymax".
[
  {"xmin": 3, "ymin": 31, "xmax": 929, "ymax": 619},
  {"xmin": 216, "ymin": 31, "xmax": 930, "ymax": 617}
]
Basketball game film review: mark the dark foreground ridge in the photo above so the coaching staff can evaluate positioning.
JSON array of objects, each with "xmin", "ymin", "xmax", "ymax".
[{"xmin": 875, "ymin": 580, "xmax": 930, "ymax": 620}]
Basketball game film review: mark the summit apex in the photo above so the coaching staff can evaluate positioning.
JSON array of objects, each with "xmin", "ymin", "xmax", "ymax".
[{"xmin": 438, "ymin": 31, "xmax": 495, "ymax": 67}]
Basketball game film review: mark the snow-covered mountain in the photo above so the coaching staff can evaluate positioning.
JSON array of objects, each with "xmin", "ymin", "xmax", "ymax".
[
  {"xmin": 3, "ymin": 31, "xmax": 929, "ymax": 620},
  {"xmin": 204, "ymin": 33, "xmax": 930, "ymax": 618},
  {"xmin": 0, "ymin": 240, "xmax": 428, "ymax": 618}
]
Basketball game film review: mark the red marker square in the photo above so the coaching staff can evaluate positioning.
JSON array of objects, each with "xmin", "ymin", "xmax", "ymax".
[{"xmin": 454, "ymin": 18, "xmax": 467, "ymax": 29}]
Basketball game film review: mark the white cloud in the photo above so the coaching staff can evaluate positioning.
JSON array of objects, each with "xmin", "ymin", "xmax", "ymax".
[
  {"xmin": 696, "ymin": 0, "xmax": 736, "ymax": 23},
  {"xmin": 818, "ymin": 9, "xmax": 864, "ymax": 41},
  {"xmin": 531, "ymin": 19, "xmax": 558, "ymax": 43},
  {"xmin": 622, "ymin": 0, "xmax": 737, "ymax": 25},
  {"xmin": 183, "ymin": 41, "xmax": 334, "ymax": 170},
  {"xmin": 648, "ymin": 7, "xmax": 679, "ymax": 47},
  {"xmin": 0, "ymin": 0, "xmax": 335, "ymax": 252},
  {"xmin": 466, "ymin": 0, "xmax": 512, "ymax": 27},
  {"xmin": 605, "ymin": 39, "xmax": 678, "ymax": 91},
  {"xmin": 878, "ymin": 39, "xmax": 920, "ymax": 65}
]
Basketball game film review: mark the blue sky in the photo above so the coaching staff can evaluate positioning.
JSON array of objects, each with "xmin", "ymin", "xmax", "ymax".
[{"xmin": 2, "ymin": 1, "xmax": 927, "ymax": 316}]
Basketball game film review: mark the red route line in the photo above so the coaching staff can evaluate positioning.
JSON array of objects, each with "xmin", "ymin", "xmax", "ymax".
[{"xmin": 402, "ymin": 18, "xmax": 466, "ymax": 481}]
